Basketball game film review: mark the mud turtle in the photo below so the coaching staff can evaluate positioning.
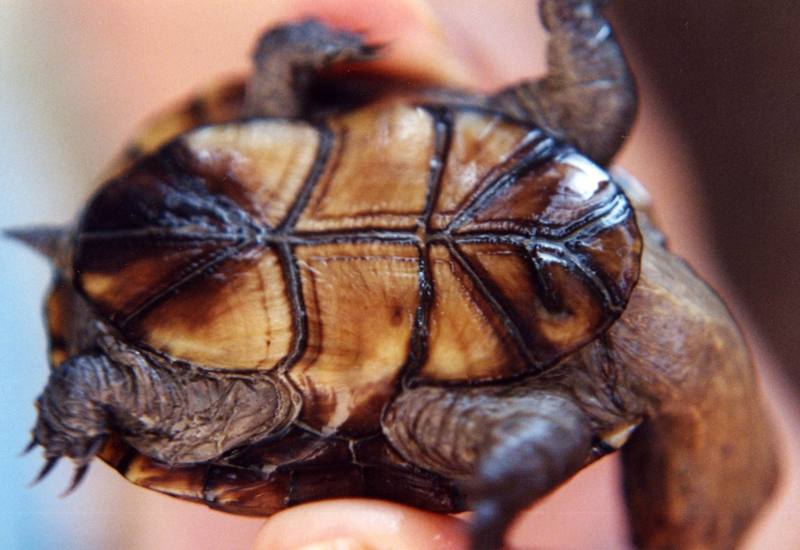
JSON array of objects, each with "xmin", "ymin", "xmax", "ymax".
[{"xmin": 13, "ymin": 1, "xmax": 778, "ymax": 549}]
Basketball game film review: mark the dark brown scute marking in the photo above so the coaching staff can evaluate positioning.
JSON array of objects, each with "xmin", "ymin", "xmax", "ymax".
[
  {"xmin": 406, "ymin": 243, "xmax": 433, "ymax": 375},
  {"xmin": 77, "ymin": 143, "xmax": 257, "ymax": 243},
  {"xmin": 275, "ymin": 243, "xmax": 307, "ymax": 372},
  {"xmin": 428, "ymin": 106, "xmax": 534, "ymax": 231},
  {"xmin": 278, "ymin": 126, "xmax": 336, "ymax": 231},
  {"xmin": 418, "ymin": 106, "xmax": 454, "ymax": 229},
  {"xmin": 461, "ymin": 242, "xmax": 606, "ymax": 362},
  {"xmin": 419, "ymin": 243, "xmax": 529, "ymax": 381},
  {"xmin": 564, "ymin": 205, "xmax": 641, "ymax": 309},
  {"xmin": 128, "ymin": 244, "xmax": 294, "ymax": 370},
  {"xmin": 265, "ymin": 125, "xmax": 335, "ymax": 373},
  {"xmin": 454, "ymin": 243, "xmax": 559, "ymax": 365}
]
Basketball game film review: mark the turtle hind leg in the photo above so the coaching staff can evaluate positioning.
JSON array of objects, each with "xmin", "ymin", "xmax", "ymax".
[
  {"xmin": 30, "ymin": 349, "xmax": 299, "ymax": 494},
  {"xmin": 29, "ymin": 354, "xmax": 113, "ymax": 492},
  {"xmin": 383, "ymin": 386, "xmax": 592, "ymax": 550},
  {"xmin": 243, "ymin": 19, "xmax": 381, "ymax": 118},
  {"xmin": 490, "ymin": 0, "xmax": 636, "ymax": 165}
]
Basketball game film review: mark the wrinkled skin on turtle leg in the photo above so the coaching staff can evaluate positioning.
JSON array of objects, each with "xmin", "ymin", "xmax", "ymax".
[
  {"xmin": 490, "ymin": 0, "xmax": 636, "ymax": 166},
  {"xmin": 30, "ymin": 329, "xmax": 299, "ymax": 491},
  {"xmin": 384, "ymin": 389, "xmax": 593, "ymax": 550},
  {"xmin": 611, "ymin": 217, "xmax": 779, "ymax": 549},
  {"xmin": 243, "ymin": 19, "xmax": 380, "ymax": 118}
]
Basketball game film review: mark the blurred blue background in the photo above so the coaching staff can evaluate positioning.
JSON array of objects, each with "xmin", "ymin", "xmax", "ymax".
[{"xmin": 1, "ymin": 3, "xmax": 121, "ymax": 548}]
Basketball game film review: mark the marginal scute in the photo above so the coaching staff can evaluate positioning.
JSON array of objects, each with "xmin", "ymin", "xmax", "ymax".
[
  {"xmin": 296, "ymin": 102, "xmax": 434, "ymax": 231},
  {"xmin": 353, "ymin": 436, "xmax": 462, "ymax": 512},
  {"xmin": 287, "ymin": 466, "xmax": 365, "ymax": 505},
  {"xmin": 183, "ymin": 120, "xmax": 320, "ymax": 227},
  {"xmin": 203, "ymin": 466, "xmax": 290, "ymax": 515},
  {"xmin": 227, "ymin": 427, "xmax": 351, "ymax": 470},
  {"xmin": 124, "ymin": 453, "xmax": 206, "ymax": 501},
  {"xmin": 289, "ymin": 242, "xmax": 420, "ymax": 434}
]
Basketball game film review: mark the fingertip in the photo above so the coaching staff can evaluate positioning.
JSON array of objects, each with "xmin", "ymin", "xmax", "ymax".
[{"xmin": 253, "ymin": 498, "xmax": 468, "ymax": 550}]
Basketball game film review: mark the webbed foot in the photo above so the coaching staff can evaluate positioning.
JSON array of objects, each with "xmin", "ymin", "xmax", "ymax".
[
  {"xmin": 28, "ymin": 355, "xmax": 112, "ymax": 494},
  {"xmin": 244, "ymin": 19, "xmax": 382, "ymax": 118}
]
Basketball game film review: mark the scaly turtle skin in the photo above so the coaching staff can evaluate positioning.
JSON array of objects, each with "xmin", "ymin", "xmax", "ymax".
[{"xmin": 12, "ymin": 2, "xmax": 777, "ymax": 549}]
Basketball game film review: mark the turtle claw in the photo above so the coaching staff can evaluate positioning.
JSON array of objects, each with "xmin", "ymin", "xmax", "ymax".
[
  {"xmin": 31, "ymin": 456, "xmax": 60, "ymax": 486},
  {"xmin": 61, "ymin": 463, "xmax": 91, "ymax": 497},
  {"xmin": 21, "ymin": 436, "xmax": 38, "ymax": 456},
  {"xmin": 28, "ymin": 355, "xmax": 112, "ymax": 493},
  {"xmin": 37, "ymin": 435, "xmax": 106, "ymax": 495}
]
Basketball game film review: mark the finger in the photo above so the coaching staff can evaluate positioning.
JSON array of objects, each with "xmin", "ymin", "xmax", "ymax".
[{"xmin": 253, "ymin": 498, "xmax": 468, "ymax": 550}]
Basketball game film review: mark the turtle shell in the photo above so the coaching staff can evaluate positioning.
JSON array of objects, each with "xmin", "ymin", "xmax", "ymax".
[
  {"xmin": 70, "ymin": 83, "xmax": 641, "ymax": 438},
  {"xmin": 39, "ymin": 79, "xmax": 643, "ymax": 512}
]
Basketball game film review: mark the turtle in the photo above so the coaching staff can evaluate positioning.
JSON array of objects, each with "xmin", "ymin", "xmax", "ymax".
[{"xmin": 9, "ymin": 1, "xmax": 778, "ymax": 549}]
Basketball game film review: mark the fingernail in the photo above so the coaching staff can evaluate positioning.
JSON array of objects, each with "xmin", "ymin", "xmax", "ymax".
[{"xmin": 292, "ymin": 538, "xmax": 374, "ymax": 550}]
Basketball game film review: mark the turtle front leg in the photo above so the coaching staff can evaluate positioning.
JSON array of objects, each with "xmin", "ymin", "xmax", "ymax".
[
  {"xmin": 244, "ymin": 19, "xmax": 380, "ymax": 118},
  {"xmin": 30, "ymin": 348, "xmax": 298, "ymax": 491},
  {"xmin": 490, "ymin": 0, "xmax": 636, "ymax": 165},
  {"xmin": 384, "ymin": 386, "xmax": 593, "ymax": 550}
]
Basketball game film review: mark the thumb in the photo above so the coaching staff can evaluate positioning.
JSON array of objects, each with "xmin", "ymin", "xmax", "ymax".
[{"xmin": 253, "ymin": 499, "xmax": 468, "ymax": 550}]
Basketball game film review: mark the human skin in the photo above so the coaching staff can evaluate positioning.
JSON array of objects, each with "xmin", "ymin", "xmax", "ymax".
[{"xmin": 41, "ymin": 1, "xmax": 799, "ymax": 549}]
